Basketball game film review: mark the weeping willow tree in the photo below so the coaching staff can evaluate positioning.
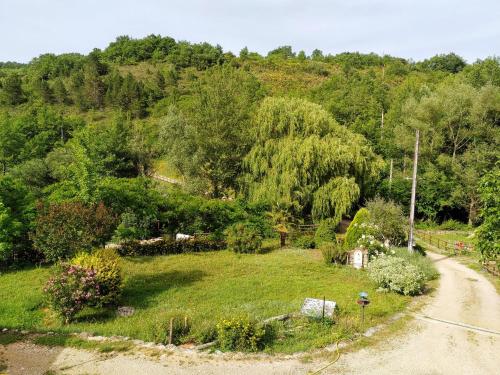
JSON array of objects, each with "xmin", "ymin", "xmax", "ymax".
[{"xmin": 244, "ymin": 97, "xmax": 383, "ymax": 223}]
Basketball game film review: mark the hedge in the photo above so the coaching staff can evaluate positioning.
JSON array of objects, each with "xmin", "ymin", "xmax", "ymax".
[{"xmin": 117, "ymin": 237, "xmax": 226, "ymax": 257}]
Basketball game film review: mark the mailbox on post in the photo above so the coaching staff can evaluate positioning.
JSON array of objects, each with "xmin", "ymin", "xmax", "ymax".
[{"xmin": 357, "ymin": 291, "xmax": 370, "ymax": 324}]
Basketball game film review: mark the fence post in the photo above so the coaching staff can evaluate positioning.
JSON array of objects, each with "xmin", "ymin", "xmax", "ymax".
[{"xmin": 169, "ymin": 317, "xmax": 174, "ymax": 345}]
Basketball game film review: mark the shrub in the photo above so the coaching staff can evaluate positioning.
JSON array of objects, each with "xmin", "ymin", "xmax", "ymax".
[
  {"xmin": 159, "ymin": 191, "xmax": 271, "ymax": 239},
  {"xmin": 392, "ymin": 248, "xmax": 439, "ymax": 281},
  {"xmin": 190, "ymin": 321, "xmax": 218, "ymax": 344},
  {"xmin": 112, "ymin": 210, "xmax": 155, "ymax": 242},
  {"xmin": 438, "ymin": 219, "xmax": 467, "ymax": 231},
  {"xmin": 71, "ymin": 248, "xmax": 122, "ymax": 306},
  {"xmin": 344, "ymin": 208, "xmax": 370, "ymax": 249},
  {"xmin": 32, "ymin": 202, "xmax": 116, "ymax": 262},
  {"xmin": 216, "ymin": 317, "xmax": 267, "ymax": 352},
  {"xmin": 293, "ymin": 234, "xmax": 316, "ymax": 249},
  {"xmin": 320, "ymin": 243, "xmax": 347, "ymax": 264},
  {"xmin": 117, "ymin": 237, "xmax": 226, "ymax": 257},
  {"xmin": 225, "ymin": 223, "xmax": 263, "ymax": 254},
  {"xmin": 44, "ymin": 264, "xmax": 101, "ymax": 323},
  {"xmin": 366, "ymin": 198, "xmax": 407, "ymax": 246},
  {"xmin": 368, "ymin": 256, "xmax": 426, "ymax": 295},
  {"xmin": 356, "ymin": 234, "xmax": 389, "ymax": 257},
  {"xmin": 314, "ymin": 219, "xmax": 337, "ymax": 245}
]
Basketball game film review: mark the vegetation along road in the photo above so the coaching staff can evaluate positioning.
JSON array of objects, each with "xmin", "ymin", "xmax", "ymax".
[{"xmin": 2, "ymin": 250, "xmax": 498, "ymax": 375}]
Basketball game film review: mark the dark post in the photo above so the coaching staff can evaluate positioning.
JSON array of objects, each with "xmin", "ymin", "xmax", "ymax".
[
  {"xmin": 280, "ymin": 232, "xmax": 286, "ymax": 247},
  {"xmin": 322, "ymin": 296, "xmax": 326, "ymax": 321}
]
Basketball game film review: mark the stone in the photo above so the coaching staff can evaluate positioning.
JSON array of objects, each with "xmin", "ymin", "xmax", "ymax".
[
  {"xmin": 2, "ymin": 328, "xmax": 8, "ymax": 332},
  {"xmin": 117, "ymin": 306, "xmax": 135, "ymax": 317},
  {"xmin": 300, "ymin": 298, "xmax": 337, "ymax": 319},
  {"xmin": 88, "ymin": 336, "xmax": 106, "ymax": 342}
]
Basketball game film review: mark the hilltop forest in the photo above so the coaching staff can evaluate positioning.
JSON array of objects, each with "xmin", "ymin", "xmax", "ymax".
[{"xmin": 0, "ymin": 35, "xmax": 499, "ymax": 265}]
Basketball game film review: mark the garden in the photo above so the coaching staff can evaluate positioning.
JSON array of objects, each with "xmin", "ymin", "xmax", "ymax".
[
  {"xmin": 0, "ymin": 195, "xmax": 439, "ymax": 354},
  {"xmin": 1, "ymin": 51, "xmax": 497, "ymax": 354}
]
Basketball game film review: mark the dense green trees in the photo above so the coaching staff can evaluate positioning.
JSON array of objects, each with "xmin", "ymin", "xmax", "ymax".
[
  {"xmin": 476, "ymin": 166, "xmax": 499, "ymax": 264},
  {"xmin": 0, "ymin": 35, "xmax": 499, "ymax": 267},
  {"xmin": 161, "ymin": 66, "xmax": 263, "ymax": 196},
  {"xmin": 418, "ymin": 53, "xmax": 467, "ymax": 73},
  {"xmin": 244, "ymin": 97, "xmax": 382, "ymax": 223},
  {"xmin": 0, "ymin": 177, "xmax": 35, "ymax": 262},
  {"xmin": 0, "ymin": 73, "xmax": 25, "ymax": 104}
]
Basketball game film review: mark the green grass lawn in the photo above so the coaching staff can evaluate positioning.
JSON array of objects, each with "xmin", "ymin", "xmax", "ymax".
[
  {"xmin": 417, "ymin": 229, "xmax": 476, "ymax": 254},
  {"xmin": 0, "ymin": 248, "xmax": 410, "ymax": 353},
  {"xmin": 427, "ymin": 230, "xmax": 475, "ymax": 245}
]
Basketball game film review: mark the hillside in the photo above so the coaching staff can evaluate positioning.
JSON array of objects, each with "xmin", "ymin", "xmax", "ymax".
[{"xmin": 0, "ymin": 34, "xmax": 499, "ymax": 265}]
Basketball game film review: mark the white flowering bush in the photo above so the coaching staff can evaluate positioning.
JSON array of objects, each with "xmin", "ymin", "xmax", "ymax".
[
  {"xmin": 356, "ymin": 231, "xmax": 393, "ymax": 257},
  {"xmin": 368, "ymin": 256, "xmax": 426, "ymax": 295}
]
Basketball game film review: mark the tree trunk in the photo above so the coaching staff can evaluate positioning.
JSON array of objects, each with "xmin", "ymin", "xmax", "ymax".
[
  {"xmin": 468, "ymin": 199, "xmax": 477, "ymax": 226},
  {"xmin": 280, "ymin": 232, "xmax": 287, "ymax": 248}
]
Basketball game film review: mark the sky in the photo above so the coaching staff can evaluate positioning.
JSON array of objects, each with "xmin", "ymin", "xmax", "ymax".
[{"xmin": 0, "ymin": 0, "xmax": 499, "ymax": 63}]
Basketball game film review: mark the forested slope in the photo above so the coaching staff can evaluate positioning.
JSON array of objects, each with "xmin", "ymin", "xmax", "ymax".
[{"xmin": 0, "ymin": 34, "xmax": 498, "ymax": 264}]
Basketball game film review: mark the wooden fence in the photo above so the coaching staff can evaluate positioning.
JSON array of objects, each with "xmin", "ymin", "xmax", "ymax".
[
  {"xmin": 415, "ymin": 230, "xmax": 474, "ymax": 255},
  {"xmin": 416, "ymin": 230, "xmax": 499, "ymax": 277}
]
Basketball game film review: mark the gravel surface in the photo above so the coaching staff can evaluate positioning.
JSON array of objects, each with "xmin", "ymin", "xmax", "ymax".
[{"xmin": 2, "ymin": 251, "xmax": 499, "ymax": 374}]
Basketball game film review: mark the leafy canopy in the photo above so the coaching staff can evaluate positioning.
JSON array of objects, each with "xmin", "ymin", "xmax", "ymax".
[{"xmin": 244, "ymin": 97, "xmax": 382, "ymax": 222}]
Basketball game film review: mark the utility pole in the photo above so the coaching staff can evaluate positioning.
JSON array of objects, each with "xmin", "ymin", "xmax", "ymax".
[{"xmin": 408, "ymin": 129, "xmax": 420, "ymax": 252}]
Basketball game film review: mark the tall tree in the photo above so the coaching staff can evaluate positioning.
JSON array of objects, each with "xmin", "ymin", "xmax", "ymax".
[
  {"xmin": 161, "ymin": 66, "xmax": 263, "ymax": 196},
  {"xmin": 1, "ymin": 73, "xmax": 25, "ymax": 105},
  {"xmin": 244, "ymin": 97, "xmax": 382, "ymax": 222}
]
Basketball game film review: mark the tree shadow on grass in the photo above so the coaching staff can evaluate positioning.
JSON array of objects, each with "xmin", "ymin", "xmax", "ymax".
[
  {"xmin": 124, "ymin": 256, "xmax": 158, "ymax": 264},
  {"xmin": 74, "ymin": 270, "xmax": 206, "ymax": 323},
  {"xmin": 121, "ymin": 270, "xmax": 206, "ymax": 308}
]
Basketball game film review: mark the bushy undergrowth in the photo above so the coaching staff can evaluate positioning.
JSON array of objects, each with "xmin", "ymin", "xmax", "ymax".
[
  {"xmin": 216, "ymin": 317, "xmax": 270, "ymax": 352},
  {"xmin": 314, "ymin": 219, "xmax": 337, "ymax": 245},
  {"xmin": 320, "ymin": 242, "xmax": 348, "ymax": 264},
  {"xmin": 293, "ymin": 234, "xmax": 316, "ymax": 249},
  {"xmin": 392, "ymin": 248, "xmax": 439, "ymax": 281},
  {"xmin": 117, "ymin": 237, "xmax": 226, "ymax": 256},
  {"xmin": 225, "ymin": 223, "xmax": 263, "ymax": 254},
  {"xmin": 71, "ymin": 248, "xmax": 122, "ymax": 306},
  {"xmin": 439, "ymin": 219, "xmax": 469, "ymax": 231},
  {"xmin": 368, "ymin": 256, "xmax": 427, "ymax": 296}
]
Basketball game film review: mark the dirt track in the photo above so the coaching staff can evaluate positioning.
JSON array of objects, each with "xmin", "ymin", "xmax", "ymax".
[{"xmin": 2, "ymin": 251, "xmax": 499, "ymax": 374}]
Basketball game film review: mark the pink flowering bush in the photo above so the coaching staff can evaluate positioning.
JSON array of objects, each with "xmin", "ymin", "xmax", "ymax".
[{"xmin": 44, "ymin": 264, "xmax": 101, "ymax": 323}]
